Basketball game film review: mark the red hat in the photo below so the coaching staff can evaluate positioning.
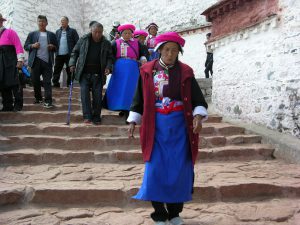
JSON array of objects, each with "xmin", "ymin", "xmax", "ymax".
[
  {"xmin": 133, "ymin": 30, "xmax": 148, "ymax": 38},
  {"xmin": 155, "ymin": 32, "xmax": 185, "ymax": 48},
  {"xmin": 0, "ymin": 13, "xmax": 7, "ymax": 22},
  {"xmin": 118, "ymin": 24, "xmax": 136, "ymax": 33}
]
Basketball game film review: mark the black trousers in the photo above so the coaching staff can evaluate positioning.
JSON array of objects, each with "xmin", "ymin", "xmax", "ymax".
[
  {"xmin": 52, "ymin": 54, "xmax": 71, "ymax": 86},
  {"xmin": 79, "ymin": 73, "xmax": 103, "ymax": 122},
  {"xmin": 12, "ymin": 84, "xmax": 23, "ymax": 110},
  {"xmin": 31, "ymin": 58, "xmax": 53, "ymax": 104},
  {"xmin": 205, "ymin": 53, "xmax": 213, "ymax": 78},
  {"xmin": 151, "ymin": 201, "xmax": 184, "ymax": 222},
  {"xmin": 204, "ymin": 63, "xmax": 213, "ymax": 78},
  {"xmin": 0, "ymin": 87, "xmax": 14, "ymax": 111}
]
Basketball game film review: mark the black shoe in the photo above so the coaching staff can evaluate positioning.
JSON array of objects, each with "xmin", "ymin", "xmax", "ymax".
[
  {"xmin": 33, "ymin": 99, "xmax": 43, "ymax": 104},
  {"xmin": 13, "ymin": 105, "xmax": 23, "ymax": 111},
  {"xmin": 92, "ymin": 117, "xmax": 101, "ymax": 125},
  {"xmin": 1, "ymin": 107, "xmax": 14, "ymax": 112},
  {"xmin": 52, "ymin": 83, "xmax": 60, "ymax": 88},
  {"xmin": 92, "ymin": 120, "xmax": 101, "ymax": 125},
  {"xmin": 43, "ymin": 102, "xmax": 54, "ymax": 109}
]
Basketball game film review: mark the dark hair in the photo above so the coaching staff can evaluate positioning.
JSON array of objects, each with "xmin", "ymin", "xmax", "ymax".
[
  {"xmin": 206, "ymin": 33, "xmax": 211, "ymax": 37},
  {"xmin": 37, "ymin": 15, "xmax": 47, "ymax": 22},
  {"xmin": 91, "ymin": 22, "xmax": 103, "ymax": 30},
  {"xmin": 89, "ymin": 20, "xmax": 98, "ymax": 28},
  {"xmin": 62, "ymin": 16, "xmax": 69, "ymax": 22}
]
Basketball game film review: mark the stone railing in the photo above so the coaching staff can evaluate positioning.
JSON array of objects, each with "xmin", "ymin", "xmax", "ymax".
[{"xmin": 197, "ymin": 78, "xmax": 212, "ymax": 103}]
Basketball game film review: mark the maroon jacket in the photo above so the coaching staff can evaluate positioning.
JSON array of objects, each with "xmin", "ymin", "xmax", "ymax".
[{"xmin": 139, "ymin": 59, "xmax": 201, "ymax": 165}]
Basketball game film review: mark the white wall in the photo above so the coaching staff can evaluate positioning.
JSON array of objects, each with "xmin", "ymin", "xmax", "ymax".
[
  {"xmin": 179, "ymin": 32, "xmax": 209, "ymax": 78},
  {"xmin": 211, "ymin": 0, "xmax": 300, "ymax": 138},
  {"xmin": 0, "ymin": 0, "xmax": 84, "ymax": 43},
  {"xmin": 82, "ymin": 0, "xmax": 216, "ymax": 34}
]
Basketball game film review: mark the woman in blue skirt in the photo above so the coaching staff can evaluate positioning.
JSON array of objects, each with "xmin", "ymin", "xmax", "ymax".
[
  {"xmin": 104, "ymin": 23, "xmax": 147, "ymax": 121},
  {"xmin": 127, "ymin": 32, "xmax": 208, "ymax": 225}
]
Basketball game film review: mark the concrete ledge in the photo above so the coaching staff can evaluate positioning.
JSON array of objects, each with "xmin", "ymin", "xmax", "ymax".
[
  {"xmin": 197, "ymin": 78, "xmax": 212, "ymax": 103},
  {"xmin": 220, "ymin": 117, "xmax": 300, "ymax": 164}
]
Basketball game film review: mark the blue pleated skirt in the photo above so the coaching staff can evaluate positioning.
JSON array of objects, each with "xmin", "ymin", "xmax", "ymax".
[
  {"xmin": 105, "ymin": 58, "xmax": 139, "ymax": 111},
  {"xmin": 133, "ymin": 111, "xmax": 194, "ymax": 203}
]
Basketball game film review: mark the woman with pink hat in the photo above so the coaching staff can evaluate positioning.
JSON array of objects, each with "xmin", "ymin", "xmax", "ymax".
[
  {"xmin": 145, "ymin": 22, "xmax": 160, "ymax": 61},
  {"xmin": 104, "ymin": 23, "xmax": 148, "ymax": 121},
  {"xmin": 127, "ymin": 32, "xmax": 208, "ymax": 225}
]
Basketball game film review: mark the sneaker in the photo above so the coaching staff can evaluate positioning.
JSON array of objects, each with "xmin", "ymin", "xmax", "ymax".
[
  {"xmin": 33, "ymin": 99, "xmax": 43, "ymax": 104},
  {"xmin": 43, "ymin": 102, "xmax": 54, "ymax": 109},
  {"xmin": 169, "ymin": 217, "xmax": 184, "ymax": 225},
  {"xmin": 83, "ymin": 119, "xmax": 92, "ymax": 124},
  {"xmin": 92, "ymin": 119, "xmax": 101, "ymax": 125},
  {"xmin": 13, "ymin": 105, "xmax": 23, "ymax": 111}
]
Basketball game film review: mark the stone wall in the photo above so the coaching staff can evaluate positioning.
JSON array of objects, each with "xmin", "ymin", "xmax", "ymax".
[
  {"xmin": 0, "ymin": 0, "xmax": 84, "ymax": 43},
  {"xmin": 210, "ymin": 0, "xmax": 300, "ymax": 138},
  {"xmin": 82, "ymin": 0, "xmax": 217, "ymax": 34}
]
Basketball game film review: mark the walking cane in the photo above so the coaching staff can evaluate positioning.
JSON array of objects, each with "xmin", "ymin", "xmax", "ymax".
[{"xmin": 66, "ymin": 72, "xmax": 74, "ymax": 125}]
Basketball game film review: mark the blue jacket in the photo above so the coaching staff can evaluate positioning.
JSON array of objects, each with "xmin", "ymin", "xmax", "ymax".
[
  {"xmin": 24, "ymin": 30, "xmax": 58, "ymax": 67},
  {"xmin": 56, "ymin": 26, "xmax": 79, "ymax": 55}
]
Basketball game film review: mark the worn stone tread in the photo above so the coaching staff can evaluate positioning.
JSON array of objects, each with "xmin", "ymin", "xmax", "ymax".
[
  {"xmin": 0, "ymin": 144, "xmax": 274, "ymax": 165},
  {"xmin": 1, "ymin": 160, "xmax": 300, "ymax": 205},
  {"xmin": 0, "ymin": 199, "xmax": 299, "ymax": 225}
]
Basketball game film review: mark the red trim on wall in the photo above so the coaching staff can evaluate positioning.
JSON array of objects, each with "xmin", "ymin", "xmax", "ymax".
[{"xmin": 201, "ymin": 0, "xmax": 279, "ymax": 39}]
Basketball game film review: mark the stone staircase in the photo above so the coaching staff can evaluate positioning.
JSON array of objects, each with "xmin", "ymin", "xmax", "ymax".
[{"xmin": 0, "ymin": 87, "xmax": 300, "ymax": 225}]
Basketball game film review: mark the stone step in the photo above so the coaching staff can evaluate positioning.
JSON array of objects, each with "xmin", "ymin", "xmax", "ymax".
[
  {"xmin": 22, "ymin": 103, "xmax": 81, "ymax": 111},
  {"xmin": 23, "ymin": 97, "xmax": 81, "ymax": 104},
  {"xmin": 0, "ymin": 134, "xmax": 262, "ymax": 151},
  {"xmin": 0, "ymin": 122, "xmax": 245, "ymax": 137},
  {"xmin": 23, "ymin": 89, "xmax": 81, "ymax": 98},
  {"xmin": 0, "ymin": 111, "xmax": 223, "ymax": 124},
  {"xmin": 0, "ymin": 144, "xmax": 274, "ymax": 165},
  {"xmin": 23, "ymin": 87, "xmax": 81, "ymax": 93},
  {"xmin": 0, "ymin": 198, "xmax": 299, "ymax": 225},
  {"xmin": 0, "ymin": 160, "xmax": 299, "ymax": 206}
]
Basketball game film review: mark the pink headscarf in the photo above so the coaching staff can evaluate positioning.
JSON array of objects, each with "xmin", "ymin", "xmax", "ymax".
[
  {"xmin": 118, "ymin": 24, "xmax": 136, "ymax": 33},
  {"xmin": 133, "ymin": 30, "xmax": 148, "ymax": 38},
  {"xmin": 154, "ymin": 32, "xmax": 185, "ymax": 52}
]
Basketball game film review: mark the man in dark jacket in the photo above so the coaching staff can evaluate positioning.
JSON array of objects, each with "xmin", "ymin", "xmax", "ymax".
[
  {"xmin": 24, "ymin": 15, "xmax": 58, "ymax": 108},
  {"xmin": 52, "ymin": 16, "xmax": 79, "ymax": 87},
  {"xmin": 69, "ymin": 22, "xmax": 113, "ymax": 125}
]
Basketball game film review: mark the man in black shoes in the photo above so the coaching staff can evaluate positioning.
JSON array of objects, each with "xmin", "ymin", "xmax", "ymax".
[
  {"xmin": 69, "ymin": 22, "xmax": 113, "ymax": 125},
  {"xmin": 24, "ymin": 15, "xmax": 58, "ymax": 108},
  {"xmin": 52, "ymin": 16, "xmax": 79, "ymax": 88}
]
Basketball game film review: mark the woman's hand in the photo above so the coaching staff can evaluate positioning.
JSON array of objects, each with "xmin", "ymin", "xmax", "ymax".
[
  {"xmin": 193, "ymin": 115, "xmax": 203, "ymax": 134},
  {"xmin": 128, "ymin": 122, "xmax": 136, "ymax": 138},
  {"xmin": 104, "ymin": 68, "xmax": 110, "ymax": 75}
]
